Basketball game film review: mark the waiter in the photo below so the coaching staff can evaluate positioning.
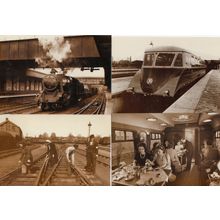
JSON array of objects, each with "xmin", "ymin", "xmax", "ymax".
[{"xmin": 181, "ymin": 138, "xmax": 193, "ymax": 171}]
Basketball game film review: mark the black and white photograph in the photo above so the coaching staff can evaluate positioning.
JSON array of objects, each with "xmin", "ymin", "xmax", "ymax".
[
  {"xmin": 112, "ymin": 37, "xmax": 220, "ymax": 113},
  {"xmin": 0, "ymin": 115, "xmax": 110, "ymax": 186},
  {"xmin": 112, "ymin": 113, "xmax": 220, "ymax": 186},
  {"xmin": 0, "ymin": 35, "xmax": 111, "ymax": 114}
]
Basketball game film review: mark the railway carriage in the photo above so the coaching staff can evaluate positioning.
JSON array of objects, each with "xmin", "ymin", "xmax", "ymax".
[
  {"xmin": 112, "ymin": 113, "xmax": 220, "ymax": 186},
  {"xmin": 127, "ymin": 46, "xmax": 207, "ymax": 97}
]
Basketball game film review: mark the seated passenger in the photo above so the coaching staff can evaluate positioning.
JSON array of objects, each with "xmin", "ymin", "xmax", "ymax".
[
  {"xmin": 201, "ymin": 140, "xmax": 219, "ymax": 165},
  {"xmin": 209, "ymin": 161, "xmax": 220, "ymax": 186},
  {"xmin": 133, "ymin": 143, "xmax": 152, "ymax": 167},
  {"xmin": 175, "ymin": 141, "xmax": 185, "ymax": 153},
  {"xmin": 200, "ymin": 140, "xmax": 219, "ymax": 185},
  {"xmin": 164, "ymin": 140, "xmax": 181, "ymax": 173},
  {"xmin": 154, "ymin": 146, "xmax": 171, "ymax": 173},
  {"xmin": 153, "ymin": 146, "xmax": 176, "ymax": 182}
]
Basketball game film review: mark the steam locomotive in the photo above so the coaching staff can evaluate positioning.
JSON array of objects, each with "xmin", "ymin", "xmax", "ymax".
[
  {"xmin": 37, "ymin": 71, "xmax": 85, "ymax": 111},
  {"xmin": 127, "ymin": 46, "xmax": 208, "ymax": 97}
]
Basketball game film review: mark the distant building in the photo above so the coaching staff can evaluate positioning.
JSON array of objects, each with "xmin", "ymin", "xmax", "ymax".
[{"xmin": 0, "ymin": 118, "xmax": 23, "ymax": 140}]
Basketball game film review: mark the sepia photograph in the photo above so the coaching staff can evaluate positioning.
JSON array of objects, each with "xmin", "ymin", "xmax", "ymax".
[
  {"xmin": 112, "ymin": 113, "xmax": 220, "ymax": 186},
  {"xmin": 0, "ymin": 115, "xmax": 111, "ymax": 186},
  {"xmin": 112, "ymin": 37, "xmax": 220, "ymax": 113},
  {"xmin": 0, "ymin": 35, "xmax": 111, "ymax": 114}
]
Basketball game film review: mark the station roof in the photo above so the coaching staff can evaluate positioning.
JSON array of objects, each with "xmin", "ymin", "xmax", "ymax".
[{"xmin": 0, "ymin": 36, "xmax": 111, "ymax": 68}]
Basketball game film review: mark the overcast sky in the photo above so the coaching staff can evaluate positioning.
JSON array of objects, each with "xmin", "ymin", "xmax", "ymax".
[
  {"xmin": 0, "ymin": 115, "xmax": 111, "ymax": 137},
  {"xmin": 113, "ymin": 37, "xmax": 220, "ymax": 61}
]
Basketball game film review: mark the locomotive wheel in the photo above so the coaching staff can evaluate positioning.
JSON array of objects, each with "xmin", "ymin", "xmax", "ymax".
[
  {"xmin": 62, "ymin": 93, "xmax": 71, "ymax": 108},
  {"xmin": 63, "ymin": 100, "xmax": 71, "ymax": 108},
  {"xmin": 51, "ymin": 103, "xmax": 59, "ymax": 111},
  {"xmin": 40, "ymin": 103, "xmax": 46, "ymax": 111}
]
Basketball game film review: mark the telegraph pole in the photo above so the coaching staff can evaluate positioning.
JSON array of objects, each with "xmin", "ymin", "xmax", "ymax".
[{"xmin": 88, "ymin": 121, "xmax": 92, "ymax": 137}]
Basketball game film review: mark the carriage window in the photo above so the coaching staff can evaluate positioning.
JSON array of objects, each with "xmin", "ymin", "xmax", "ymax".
[
  {"xmin": 151, "ymin": 133, "xmax": 161, "ymax": 140},
  {"xmin": 115, "ymin": 130, "xmax": 125, "ymax": 141},
  {"xmin": 139, "ymin": 131, "xmax": 147, "ymax": 142},
  {"xmin": 144, "ymin": 53, "xmax": 155, "ymax": 66},
  {"xmin": 155, "ymin": 53, "xmax": 175, "ymax": 66},
  {"xmin": 215, "ymin": 131, "xmax": 220, "ymax": 138},
  {"xmin": 126, "ymin": 131, "xmax": 134, "ymax": 141},
  {"xmin": 174, "ymin": 54, "xmax": 183, "ymax": 66}
]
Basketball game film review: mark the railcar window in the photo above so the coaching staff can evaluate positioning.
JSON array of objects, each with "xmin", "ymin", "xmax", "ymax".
[
  {"xmin": 174, "ymin": 54, "xmax": 183, "ymax": 66},
  {"xmin": 115, "ymin": 130, "xmax": 125, "ymax": 141},
  {"xmin": 144, "ymin": 53, "xmax": 155, "ymax": 66},
  {"xmin": 126, "ymin": 131, "xmax": 134, "ymax": 141},
  {"xmin": 155, "ymin": 53, "xmax": 175, "ymax": 66}
]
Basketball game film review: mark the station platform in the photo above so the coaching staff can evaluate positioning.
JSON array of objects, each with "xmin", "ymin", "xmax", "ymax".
[
  {"xmin": 104, "ymin": 92, "xmax": 113, "ymax": 114},
  {"xmin": 165, "ymin": 70, "xmax": 220, "ymax": 113},
  {"xmin": 0, "ymin": 94, "xmax": 37, "ymax": 99}
]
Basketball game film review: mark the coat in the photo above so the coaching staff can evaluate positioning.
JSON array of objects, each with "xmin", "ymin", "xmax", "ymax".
[{"xmin": 20, "ymin": 147, "xmax": 33, "ymax": 166}]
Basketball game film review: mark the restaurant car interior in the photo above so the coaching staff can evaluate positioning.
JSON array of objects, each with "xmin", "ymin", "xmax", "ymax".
[{"xmin": 112, "ymin": 113, "xmax": 220, "ymax": 186}]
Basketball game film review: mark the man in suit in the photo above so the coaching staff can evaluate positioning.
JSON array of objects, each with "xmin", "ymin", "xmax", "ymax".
[
  {"xmin": 86, "ymin": 135, "xmax": 98, "ymax": 174},
  {"xmin": 46, "ymin": 140, "xmax": 58, "ymax": 166},
  {"xmin": 181, "ymin": 138, "xmax": 193, "ymax": 171}
]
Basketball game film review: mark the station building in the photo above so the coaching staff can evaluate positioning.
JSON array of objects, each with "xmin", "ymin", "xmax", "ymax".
[{"xmin": 0, "ymin": 118, "xmax": 23, "ymax": 140}]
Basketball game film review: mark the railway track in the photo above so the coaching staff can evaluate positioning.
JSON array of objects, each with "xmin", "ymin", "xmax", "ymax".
[
  {"xmin": 0, "ymin": 145, "xmax": 43, "ymax": 159},
  {"xmin": 0, "ymin": 152, "xmax": 47, "ymax": 186},
  {"xmin": 0, "ymin": 147, "xmax": 108, "ymax": 186},
  {"xmin": 73, "ymin": 95, "xmax": 106, "ymax": 114},
  {"xmin": 0, "ymin": 102, "xmax": 38, "ymax": 114},
  {"xmin": 40, "ymin": 154, "xmax": 92, "ymax": 186},
  {"xmin": 0, "ymin": 148, "xmax": 22, "ymax": 159},
  {"xmin": 0, "ymin": 94, "xmax": 106, "ymax": 114}
]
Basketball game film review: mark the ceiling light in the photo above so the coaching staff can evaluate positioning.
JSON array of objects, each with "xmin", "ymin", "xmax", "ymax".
[
  {"xmin": 203, "ymin": 119, "xmax": 212, "ymax": 123},
  {"xmin": 208, "ymin": 112, "xmax": 219, "ymax": 116},
  {"xmin": 160, "ymin": 123, "xmax": 167, "ymax": 126},
  {"xmin": 179, "ymin": 115, "xmax": 189, "ymax": 120},
  {"xmin": 147, "ymin": 118, "xmax": 157, "ymax": 122}
]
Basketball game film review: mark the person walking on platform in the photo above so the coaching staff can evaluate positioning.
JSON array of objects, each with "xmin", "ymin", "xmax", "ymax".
[
  {"xmin": 86, "ymin": 135, "xmax": 98, "ymax": 174},
  {"xmin": 46, "ymin": 140, "xmax": 58, "ymax": 166},
  {"xmin": 18, "ymin": 141, "xmax": 33, "ymax": 174},
  {"xmin": 181, "ymin": 138, "xmax": 193, "ymax": 171}
]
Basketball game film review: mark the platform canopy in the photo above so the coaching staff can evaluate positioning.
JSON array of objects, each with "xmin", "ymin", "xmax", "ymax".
[{"xmin": 0, "ymin": 35, "xmax": 111, "ymax": 69}]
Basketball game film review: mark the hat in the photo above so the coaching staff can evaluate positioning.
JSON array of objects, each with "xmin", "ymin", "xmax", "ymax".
[{"xmin": 46, "ymin": 139, "xmax": 51, "ymax": 143}]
